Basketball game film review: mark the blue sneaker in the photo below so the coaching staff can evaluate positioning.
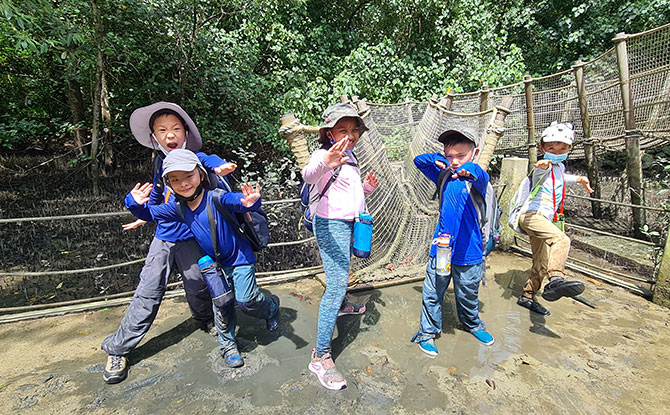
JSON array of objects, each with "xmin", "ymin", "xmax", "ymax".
[
  {"xmin": 418, "ymin": 339, "xmax": 438, "ymax": 356},
  {"xmin": 472, "ymin": 330, "xmax": 495, "ymax": 346},
  {"xmin": 266, "ymin": 295, "xmax": 281, "ymax": 331},
  {"xmin": 223, "ymin": 348, "xmax": 244, "ymax": 368}
]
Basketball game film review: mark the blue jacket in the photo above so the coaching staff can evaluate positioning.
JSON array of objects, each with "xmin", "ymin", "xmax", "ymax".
[
  {"xmin": 414, "ymin": 153, "xmax": 489, "ymax": 266},
  {"xmin": 149, "ymin": 152, "xmax": 225, "ymax": 243},
  {"xmin": 126, "ymin": 189, "xmax": 259, "ymax": 267}
]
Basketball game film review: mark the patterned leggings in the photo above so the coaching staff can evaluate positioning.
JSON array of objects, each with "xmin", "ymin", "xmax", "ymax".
[{"xmin": 313, "ymin": 215, "xmax": 353, "ymax": 357}]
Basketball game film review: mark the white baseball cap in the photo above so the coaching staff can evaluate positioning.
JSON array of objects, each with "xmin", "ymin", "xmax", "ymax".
[{"xmin": 541, "ymin": 121, "xmax": 574, "ymax": 145}]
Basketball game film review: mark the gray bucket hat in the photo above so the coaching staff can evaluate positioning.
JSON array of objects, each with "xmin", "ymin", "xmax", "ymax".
[
  {"xmin": 437, "ymin": 127, "xmax": 480, "ymax": 147},
  {"xmin": 318, "ymin": 103, "xmax": 369, "ymax": 143},
  {"xmin": 129, "ymin": 102, "xmax": 202, "ymax": 151},
  {"xmin": 161, "ymin": 149, "xmax": 216, "ymax": 190}
]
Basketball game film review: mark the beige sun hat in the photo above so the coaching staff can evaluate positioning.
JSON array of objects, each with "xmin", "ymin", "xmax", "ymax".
[
  {"xmin": 318, "ymin": 103, "xmax": 369, "ymax": 143},
  {"xmin": 129, "ymin": 102, "xmax": 202, "ymax": 151}
]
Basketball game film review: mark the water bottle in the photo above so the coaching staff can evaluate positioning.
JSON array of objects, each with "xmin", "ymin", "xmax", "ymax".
[
  {"xmin": 353, "ymin": 212, "xmax": 373, "ymax": 258},
  {"xmin": 198, "ymin": 255, "xmax": 233, "ymax": 308},
  {"xmin": 434, "ymin": 234, "xmax": 451, "ymax": 276}
]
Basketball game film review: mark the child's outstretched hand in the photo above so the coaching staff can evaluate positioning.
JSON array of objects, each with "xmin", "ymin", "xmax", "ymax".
[
  {"xmin": 323, "ymin": 136, "xmax": 352, "ymax": 169},
  {"xmin": 122, "ymin": 219, "xmax": 147, "ymax": 231},
  {"xmin": 577, "ymin": 176, "xmax": 594, "ymax": 193},
  {"xmin": 130, "ymin": 183, "xmax": 153, "ymax": 204},
  {"xmin": 534, "ymin": 159, "xmax": 552, "ymax": 170},
  {"xmin": 452, "ymin": 167, "xmax": 476, "ymax": 180},
  {"xmin": 215, "ymin": 162, "xmax": 237, "ymax": 176},
  {"xmin": 240, "ymin": 183, "xmax": 261, "ymax": 207},
  {"xmin": 364, "ymin": 171, "xmax": 378, "ymax": 189}
]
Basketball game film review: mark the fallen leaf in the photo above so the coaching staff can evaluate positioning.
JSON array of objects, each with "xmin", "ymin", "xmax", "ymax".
[
  {"xmin": 385, "ymin": 263, "xmax": 395, "ymax": 271},
  {"xmin": 586, "ymin": 360, "xmax": 599, "ymax": 370},
  {"xmin": 447, "ymin": 367, "xmax": 457, "ymax": 374},
  {"xmin": 485, "ymin": 379, "xmax": 496, "ymax": 389},
  {"xmin": 586, "ymin": 278, "xmax": 602, "ymax": 286},
  {"xmin": 365, "ymin": 365, "xmax": 373, "ymax": 375}
]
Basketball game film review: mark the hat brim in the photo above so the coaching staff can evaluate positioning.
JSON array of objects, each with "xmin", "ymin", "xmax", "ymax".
[
  {"xmin": 318, "ymin": 116, "xmax": 369, "ymax": 143},
  {"xmin": 130, "ymin": 102, "xmax": 202, "ymax": 151},
  {"xmin": 437, "ymin": 129, "xmax": 479, "ymax": 146}
]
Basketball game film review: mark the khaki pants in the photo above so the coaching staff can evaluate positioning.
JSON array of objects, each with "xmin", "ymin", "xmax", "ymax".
[{"xmin": 519, "ymin": 211, "xmax": 571, "ymax": 298}]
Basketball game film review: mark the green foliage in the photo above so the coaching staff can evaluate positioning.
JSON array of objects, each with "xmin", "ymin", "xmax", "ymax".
[{"xmin": 0, "ymin": 0, "xmax": 666, "ymax": 164}]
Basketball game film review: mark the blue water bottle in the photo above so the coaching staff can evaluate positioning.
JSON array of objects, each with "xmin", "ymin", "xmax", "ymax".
[
  {"xmin": 198, "ymin": 255, "xmax": 233, "ymax": 308},
  {"xmin": 353, "ymin": 212, "xmax": 373, "ymax": 258}
]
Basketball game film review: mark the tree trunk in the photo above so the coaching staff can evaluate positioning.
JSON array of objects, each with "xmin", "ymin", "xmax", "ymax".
[{"xmin": 64, "ymin": 77, "xmax": 87, "ymax": 156}]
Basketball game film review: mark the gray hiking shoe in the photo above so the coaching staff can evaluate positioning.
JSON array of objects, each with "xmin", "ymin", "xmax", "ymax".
[{"xmin": 103, "ymin": 355, "xmax": 128, "ymax": 384}]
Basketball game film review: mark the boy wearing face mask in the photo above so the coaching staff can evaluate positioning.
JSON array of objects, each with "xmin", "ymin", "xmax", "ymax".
[{"xmin": 516, "ymin": 121, "xmax": 594, "ymax": 316}]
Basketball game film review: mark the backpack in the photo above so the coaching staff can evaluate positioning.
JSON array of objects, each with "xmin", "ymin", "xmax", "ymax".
[
  {"xmin": 507, "ymin": 170, "xmax": 549, "ymax": 235},
  {"xmin": 435, "ymin": 169, "xmax": 502, "ymax": 256},
  {"xmin": 299, "ymin": 166, "xmax": 341, "ymax": 233},
  {"xmin": 176, "ymin": 182, "xmax": 270, "ymax": 252}
]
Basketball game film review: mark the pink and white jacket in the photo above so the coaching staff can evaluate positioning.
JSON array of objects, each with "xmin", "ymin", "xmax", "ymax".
[{"xmin": 301, "ymin": 149, "xmax": 376, "ymax": 221}]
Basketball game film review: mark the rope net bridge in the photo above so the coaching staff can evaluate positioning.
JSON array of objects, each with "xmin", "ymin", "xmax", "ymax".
[{"xmin": 2, "ymin": 25, "xmax": 669, "ymax": 318}]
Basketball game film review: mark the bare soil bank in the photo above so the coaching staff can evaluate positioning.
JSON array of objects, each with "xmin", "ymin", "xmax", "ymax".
[{"xmin": 0, "ymin": 251, "xmax": 668, "ymax": 414}]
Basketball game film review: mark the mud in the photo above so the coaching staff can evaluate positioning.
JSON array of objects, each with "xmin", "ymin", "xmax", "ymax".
[{"xmin": 0, "ymin": 251, "xmax": 669, "ymax": 414}]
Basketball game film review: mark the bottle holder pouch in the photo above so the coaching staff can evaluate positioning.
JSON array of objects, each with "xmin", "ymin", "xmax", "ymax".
[{"xmin": 353, "ymin": 212, "xmax": 373, "ymax": 258}]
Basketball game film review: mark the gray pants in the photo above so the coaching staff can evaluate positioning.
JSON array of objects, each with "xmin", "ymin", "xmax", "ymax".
[{"xmin": 101, "ymin": 237, "xmax": 213, "ymax": 356}]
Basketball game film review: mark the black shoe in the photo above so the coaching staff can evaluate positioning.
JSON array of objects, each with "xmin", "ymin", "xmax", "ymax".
[
  {"xmin": 541, "ymin": 278, "xmax": 585, "ymax": 302},
  {"xmin": 517, "ymin": 296, "xmax": 551, "ymax": 316},
  {"xmin": 103, "ymin": 355, "xmax": 128, "ymax": 384}
]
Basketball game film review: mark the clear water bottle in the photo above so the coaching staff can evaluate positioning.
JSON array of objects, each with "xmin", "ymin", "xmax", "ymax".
[{"xmin": 434, "ymin": 234, "xmax": 451, "ymax": 276}]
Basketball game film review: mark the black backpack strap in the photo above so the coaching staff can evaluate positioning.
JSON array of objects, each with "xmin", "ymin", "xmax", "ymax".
[
  {"xmin": 465, "ymin": 182, "xmax": 487, "ymax": 228},
  {"xmin": 175, "ymin": 200, "xmax": 186, "ymax": 222},
  {"xmin": 434, "ymin": 169, "xmax": 450, "ymax": 208},
  {"xmin": 210, "ymin": 189, "xmax": 249, "ymax": 241},
  {"xmin": 312, "ymin": 166, "xmax": 342, "ymax": 204},
  {"xmin": 152, "ymin": 151, "xmax": 166, "ymax": 191}
]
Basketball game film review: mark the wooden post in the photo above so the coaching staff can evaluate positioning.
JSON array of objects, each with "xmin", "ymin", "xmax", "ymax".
[
  {"xmin": 479, "ymin": 85, "xmax": 490, "ymax": 112},
  {"xmin": 613, "ymin": 32, "xmax": 645, "ymax": 237},
  {"xmin": 653, "ymin": 225, "xmax": 670, "ymax": 308},
  {"xmin": 279, "ymin": 114, "xmax": 318, "ymax": 169},
  {"xmin": 340, "ymin": 94, "xmax": 349, "ymax": 104},
  {"xmin": 573, "ymin": 60, "xmax": 603, "ymax": 218},
  {"xmin": 524, "ymin": 75, "xmax": 537, "ymax": 171},
  {"xmin": 477, "ymin": 96, "xmax": 514, "ymax": 172},
  {"xmin": 499, "ymin": 157, "xmax": 530, "ymax": 250}
]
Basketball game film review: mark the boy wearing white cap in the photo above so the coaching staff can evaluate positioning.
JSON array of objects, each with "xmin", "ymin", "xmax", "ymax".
[
  {"xmin": 101, "ymin": 102, "xmax": 235, "ymax": 384},
  {"xmin": 517, "ymin": 121, "xmax": 594, "ymax": 316}
]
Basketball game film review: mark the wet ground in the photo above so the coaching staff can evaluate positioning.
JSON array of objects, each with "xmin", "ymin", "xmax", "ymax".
[{"xmin": 1, "ymin": 250, "xmax": 669, "ymax": 414}]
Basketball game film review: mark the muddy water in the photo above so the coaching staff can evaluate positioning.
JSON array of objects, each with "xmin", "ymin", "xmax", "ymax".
[{"xmin": 0, "ymin": 251, "xmax": 669, "ymax": 414}]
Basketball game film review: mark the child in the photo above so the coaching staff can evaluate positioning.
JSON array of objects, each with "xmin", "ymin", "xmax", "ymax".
[
  {"xmin": 101, "ymin": 102, "xmax": 236, "ymax": 384},
  {"xmin": 411, "ymin": 127, "xmax": 494, "ymax": 357},
  {"xmin": 301, "ymin": 103, "xmax": 378, "ymax": 390},
  {"xmin": 125, "ymin": 149, "xmax": 280, "ymax": 369},
  {"xmin": 516, "ymin": 121, "xmax": 593, "ymax": 316}
]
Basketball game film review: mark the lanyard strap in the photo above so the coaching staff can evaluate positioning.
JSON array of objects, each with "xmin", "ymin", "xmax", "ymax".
[{"xmin": 550, "ymin": 167, "xmax": 565, "ymax": 221}]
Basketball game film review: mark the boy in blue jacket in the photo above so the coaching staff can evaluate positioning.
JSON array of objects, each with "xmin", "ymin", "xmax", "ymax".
[
  {"xmin": 125, "ymin": 149, "xmax": 280, "ymax": 369},
  {"xmin": 411, "ymin": 128, "xmax": 494, "ymax": 357},
  {"xmin": 101, "ymin": 102, "xmax": 236, "ymax": 384}
]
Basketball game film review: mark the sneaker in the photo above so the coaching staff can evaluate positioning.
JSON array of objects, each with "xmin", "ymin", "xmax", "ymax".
[
  {"xmin": 338, "ymin": 302, "xmax": 366, "ymax": 316},
  {"xmin": 308, "ymin": 349, "xmax": 347, "ymax": 390},
  {"xmin": 103, "ymin": 355, "xmax": 128, "ymax": 384},
  {"xmin": 205, "ymin": 321, "xmax": 217, "ymax": 336},
  {"xmin": 541, "ymin": 277, "xmax": 585, "ymax": 302},
  {"xmin": 418, "ymin": 339, "xmax": 438, "ymax": 357},
  {"xmin": 223, "ymin": 348, "xmax": 244, "ymax": 368},
  {"xmin": 266, "ymin": 295, "xmax": 281, "ymax": 331},
  {"xmin": 517, "ymin": 296, "xmax": 551, "ymax": 316},
  {"xmin": 472, "ymin": 330, "xmax": 495, "ymax": 346}
]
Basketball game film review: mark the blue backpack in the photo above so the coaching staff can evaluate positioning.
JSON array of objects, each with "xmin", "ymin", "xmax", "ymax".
[{"xmin": 299, "ymin": 166, "xmax": 341, "ymax": 233}]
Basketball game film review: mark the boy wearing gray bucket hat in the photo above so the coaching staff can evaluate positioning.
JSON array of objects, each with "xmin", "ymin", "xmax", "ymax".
[
  {"xmin": 125, "ymin": 149, "xmax": 280, "ymax": 370},
  {"xmin": 101, "ymin": 102, "xmax": 236, "ymax": 384}
]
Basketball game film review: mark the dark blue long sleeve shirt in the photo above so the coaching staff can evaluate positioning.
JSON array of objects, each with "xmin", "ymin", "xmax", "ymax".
[
  {"xmin": 148, "ymin": 152, "xmax": 226, "ymax": 243},
  {"xmin": 126, "ymin": 189, "xmax": 259, "ymax": 267},
  {"xmin": 414, "ymin": 153, "xmax": 489, "ymax": 266}
]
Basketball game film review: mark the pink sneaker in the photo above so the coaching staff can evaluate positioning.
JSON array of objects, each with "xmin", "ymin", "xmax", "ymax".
[
  {"xmin": 308, "ymin": 349, "xmax": 347, "ymax": 390},
  {"xmin": 338, "ymin": 303, "xmax": 366, "ymax": 316}
]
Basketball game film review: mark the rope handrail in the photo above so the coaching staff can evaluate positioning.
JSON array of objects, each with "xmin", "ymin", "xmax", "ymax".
[
  {"xmin": 0, "ymin": 198, "xmax": 302, "ymax": 224},
  {"xmin": 566, "ymin": 192, "xmax": 670, "ymax": 213}
]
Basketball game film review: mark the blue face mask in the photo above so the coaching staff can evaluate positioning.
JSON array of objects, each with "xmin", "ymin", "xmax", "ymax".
[{"xmin": 543, "ymin": 151, "xmax": 568, "ymax": 164}]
